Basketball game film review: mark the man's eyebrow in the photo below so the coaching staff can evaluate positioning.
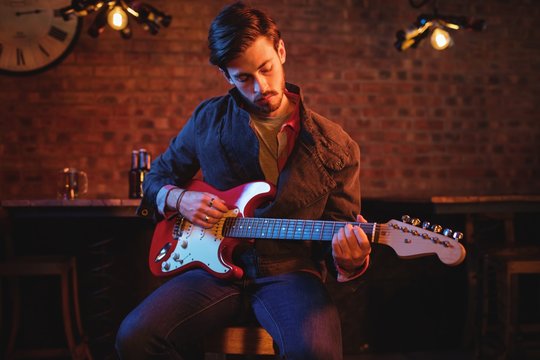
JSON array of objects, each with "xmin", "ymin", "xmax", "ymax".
[{"xmin": 257, "ymin": 59, "xmax": 272, "ymax": 70}]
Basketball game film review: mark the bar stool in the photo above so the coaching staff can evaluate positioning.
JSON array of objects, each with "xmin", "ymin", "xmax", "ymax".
[
  {"xmin": 0, "ymin": 256, "xmax": 93, "ymax": 359},
  {"xmin": 204, "ymin": 325, "xmax": 276, "ymax": 358},
  {"xmin": 0, "ymin": 207, "xmax": 91, "ymax": 359},
  {"xmin": 481, "ymin": 247, "xmax": 540, "ymax": 359}
]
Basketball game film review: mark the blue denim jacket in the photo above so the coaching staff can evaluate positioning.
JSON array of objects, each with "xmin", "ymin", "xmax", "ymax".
[{"xmin": 139, "ymin": 83, "xmax": 361, "ymax": 278}]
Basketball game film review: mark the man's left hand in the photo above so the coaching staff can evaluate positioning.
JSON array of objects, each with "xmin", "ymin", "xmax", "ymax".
[{"xmin": 331, "ymin": 214, "xmax": 371, "ymax": 274}]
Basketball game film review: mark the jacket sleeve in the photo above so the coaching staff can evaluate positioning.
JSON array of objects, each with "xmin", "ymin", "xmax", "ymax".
[
  {"xmin": 137, "ymin": 113, "xmax": 201, "ymax": 222},
  {"xmin": 324, "ymin": 137, "xmax": 361, "ymax": 223},
  {"xmin": 322, "ymin": 137, "xmax": 367, "ymax": 281}
]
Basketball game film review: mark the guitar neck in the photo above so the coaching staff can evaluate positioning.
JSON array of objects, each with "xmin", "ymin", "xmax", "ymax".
[{"xmin": 222, "ymin": 217, "xmax": 381, "ymax": 243}]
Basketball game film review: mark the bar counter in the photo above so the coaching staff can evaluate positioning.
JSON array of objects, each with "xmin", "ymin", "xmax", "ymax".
[{"xmin": 0, "ymin": 198, "xmax": 154, "ymax": 359}]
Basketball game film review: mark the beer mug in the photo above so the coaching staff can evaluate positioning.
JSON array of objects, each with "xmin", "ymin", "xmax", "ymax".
[{"xmin": 57, "ymin": 168, "xmax": 88, "ymax": 200}]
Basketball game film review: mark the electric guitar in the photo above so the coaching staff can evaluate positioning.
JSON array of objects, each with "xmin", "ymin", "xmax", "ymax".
[{"xmin": 149, "ymin": 180, "xmax": 466, "ymax": 279}]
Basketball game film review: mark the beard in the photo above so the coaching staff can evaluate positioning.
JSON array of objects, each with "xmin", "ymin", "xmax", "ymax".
[
  {"xmin": 253, "ymin": 91, "xmax": 282, "ymax": 114},
  {"xmin": 249, "ymin": 76, "xmax": 287, "ymax": 116}
]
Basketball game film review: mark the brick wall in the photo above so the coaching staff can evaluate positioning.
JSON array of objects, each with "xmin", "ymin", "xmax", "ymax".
[{"xmin": 1, "ymin": 0, "xmax": 539, "ymax": 200}]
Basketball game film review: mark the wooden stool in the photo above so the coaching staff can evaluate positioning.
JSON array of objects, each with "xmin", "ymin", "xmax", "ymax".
[
  {"xmin": 482, "ymin": 247, "xmax": 540, "ymax": 359},
  {"xmin": 0, "ymin": 256, "xmax": 92, "ymax": 359},
  {"xmin": 204, "ymin": 325, "xmax": 276, "ymax": 358}
]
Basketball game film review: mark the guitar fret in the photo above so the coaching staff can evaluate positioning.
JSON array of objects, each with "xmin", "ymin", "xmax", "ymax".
[
  {"xmin": 259, "ymin": 218, "xmax": 266, "ymax": 238},
  {"xmin": 313, "ymin": 220, "xmax": 321, "ymax": 240},
  {"xmin": 242, "ymin": 218, "xmax": 249, "ymax": 237},
  {"xmin": 261, "ymin": 219, "xmax": 270, "ymax": 238},
  {"xmin": 251, "ymin": 218, "xmax": 258, "ymax": 238},
  {"xmin": 294, "ymin": 220, "xmax": 302, "ymax": 240},
  {"xmin": 286, "ymin": 219, "xmax": 294, "ymax": 239},
  {"xmin": 272, "ymin": 218, "xmax": 280, "ymax": 239},
  {"xmin": 309, "ymin": 220, "xmax": 316, "ymax": 241},
  {"xmin": 281, "ymin": 219, "xmax": 288, "ymax": 239},
  {"xmin": 249, "ymin": 218, "xmax": 253, "ymax": 237},
  {"xmin": 266, "ymin": 219, "xmax": 273, "ymax": 239}
]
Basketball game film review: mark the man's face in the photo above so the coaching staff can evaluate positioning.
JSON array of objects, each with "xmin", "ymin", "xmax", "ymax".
[{"xmin": 225, "ymin": 36, "xmax": 287, "ymax": 117}]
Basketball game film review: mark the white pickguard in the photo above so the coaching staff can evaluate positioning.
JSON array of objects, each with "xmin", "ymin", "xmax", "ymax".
[{"xmin": 160, "ymin": 209, "xmax": 240, "ymax": 274}]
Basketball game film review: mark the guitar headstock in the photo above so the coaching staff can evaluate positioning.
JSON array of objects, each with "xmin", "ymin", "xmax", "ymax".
[{"xmin": 379, "ymin": 215, "xmax": 466, "ymax": 266}]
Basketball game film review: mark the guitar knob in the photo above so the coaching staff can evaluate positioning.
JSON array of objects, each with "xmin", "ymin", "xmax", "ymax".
[
  {"xmin": 401, "ymin": 215, "xmax": 411, "ymax": 223},
  {"xmin": 421, "ymin": 221, "xmax": 431, "ymax": 229},
  {"xmin": 411, "ymin": 218, "xmax": 421, "ymax": 226},
  {"xmin": 453, "ymin": 232, "xmax": 464, "ymax": 242},
  {"xmin": 431, "ymin": 224, "xmax": 442, "ymax": 233},
  {"xmin": 442, "ymin": 228, "xmax": 453, "ymax": 237}
]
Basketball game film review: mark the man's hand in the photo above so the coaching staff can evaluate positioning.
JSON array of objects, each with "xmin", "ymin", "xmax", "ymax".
[
  {"xmin": 331, "ymin": 214, "xmax": 371, "ymax": 274},
  {"xmin": 175, "ymin": 190, "xmax": 228, "ymax": 229}
]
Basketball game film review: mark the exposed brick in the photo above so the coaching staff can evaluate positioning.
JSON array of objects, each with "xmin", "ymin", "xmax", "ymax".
[{"xmin": 0, "ymin": 0, "xmax": 539, "ymax": 200}]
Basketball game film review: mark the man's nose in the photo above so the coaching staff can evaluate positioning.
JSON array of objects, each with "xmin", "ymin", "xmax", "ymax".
[{"xmin": 254, "ymin": 75, "xmax": 268, "ymax": 94}]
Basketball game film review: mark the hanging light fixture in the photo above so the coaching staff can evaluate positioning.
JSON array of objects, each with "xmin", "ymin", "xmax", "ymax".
[
  {"xmin": 59, "ymin": 0, "xmax": 171, "ymax": 39},
  {"xmin": 107, "ymin": 4, "xmax": 129, "ymax": 31},
  {"xmin": 430, "ymin": 26, "xmax": 453, "ymax": 50},
  {"xmin": 394, "ymin": 0, "xmax": 485, "ymax": 51}
]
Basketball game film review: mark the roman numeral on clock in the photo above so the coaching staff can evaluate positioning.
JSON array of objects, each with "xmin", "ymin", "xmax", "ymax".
[
  {"xmin": 48, "ymin": 26, "xmax": 68, "ymax": 42},
  {"xmin": 39, "ymin": 44, "xmax": 50, "ymax": 57}
]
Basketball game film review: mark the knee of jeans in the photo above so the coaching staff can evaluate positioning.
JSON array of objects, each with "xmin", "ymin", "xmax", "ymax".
[{"xmin": 115, "ymin": 315, "xmax": 145, "ymax": 357}]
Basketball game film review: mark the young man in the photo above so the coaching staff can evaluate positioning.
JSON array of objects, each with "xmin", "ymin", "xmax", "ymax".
[{"xmin": 116, "ymin": 2, "xmax": 370, "ymax": 359}]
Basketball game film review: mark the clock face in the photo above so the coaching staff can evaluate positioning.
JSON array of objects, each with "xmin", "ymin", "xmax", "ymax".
[{"xmin": 0, "ymin": 0, "xmax": 82, "ymax": 75}]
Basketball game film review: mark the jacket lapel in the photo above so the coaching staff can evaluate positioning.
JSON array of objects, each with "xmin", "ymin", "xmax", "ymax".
[
  {"xmin": 218, "ymin": 98, "xmax": 265, "ymax": 184},
  {"xmin": 256, "ymin": 129, "xmax": 336, "ymax": 218}
]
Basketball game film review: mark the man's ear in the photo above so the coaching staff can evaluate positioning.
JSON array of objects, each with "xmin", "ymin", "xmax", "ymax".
[
  {"xmin": 219, "ymin": 68, "xmax": 234, "ymax": 85},
  {"xmin": 278, "ymin": 39, "xmax": 286, "ymax": 64}
]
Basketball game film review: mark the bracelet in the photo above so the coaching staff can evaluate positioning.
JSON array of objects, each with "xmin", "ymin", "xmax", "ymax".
[
  {"xmin": 163, "ymin": 187, "xmax": 176, "ymax": 211},
  {"xmin": 175, "ymin": 189, "xmax": 188, "ymax": 214}
]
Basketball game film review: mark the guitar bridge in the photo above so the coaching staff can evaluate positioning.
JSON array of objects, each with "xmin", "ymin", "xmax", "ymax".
[{"xmin": 173, "ymin": 216, "xmax": 185, "ymax": 240}]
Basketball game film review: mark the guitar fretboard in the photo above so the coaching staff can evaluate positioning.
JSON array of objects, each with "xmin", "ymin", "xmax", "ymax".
[{"xmin": 222, "ymin": 217, "xmax": 380, "ymax": 243}]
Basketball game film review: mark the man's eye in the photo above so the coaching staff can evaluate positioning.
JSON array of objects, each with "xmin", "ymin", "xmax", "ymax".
[
  {"xmin": 236, "ymin": 75, "xmax": 249, "ymax": 83},
  {"xmin": 261, "ymin": 66, "xmax": 272, "ymax": 74}
]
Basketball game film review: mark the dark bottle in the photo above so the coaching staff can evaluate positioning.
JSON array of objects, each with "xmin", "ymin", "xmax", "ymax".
[
  {"xmin": 139, "ymin": 148, "xmax": 151, "ymax": 171},
  {"xmin": 138, "ymin": 148, "xmax": 151, "ymax": 197},
  {"xmin": 129, "ymin": 150, "xmax": 141, "ymax": 198}
]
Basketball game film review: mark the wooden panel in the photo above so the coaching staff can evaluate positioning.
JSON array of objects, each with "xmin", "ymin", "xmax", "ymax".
[{"xmin": 204, "ymin": 326, "xmax": 275, "ymax": 355}]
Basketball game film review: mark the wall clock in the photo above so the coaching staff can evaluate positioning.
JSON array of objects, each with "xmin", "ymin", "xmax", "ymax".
[{"xmin": 0, "ymin": 0, "xmax": 82, "ymax": 75}]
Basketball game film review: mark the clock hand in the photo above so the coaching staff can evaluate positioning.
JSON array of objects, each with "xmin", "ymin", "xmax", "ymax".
[{"xmin": 15, "ymin": 9, "xmax": 43, "ymax": 16}]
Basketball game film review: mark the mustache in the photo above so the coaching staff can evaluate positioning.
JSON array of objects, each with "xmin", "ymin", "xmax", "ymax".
[{"xmin": 254, "ymin": 91, "xmax": 278, "ymax": 102}]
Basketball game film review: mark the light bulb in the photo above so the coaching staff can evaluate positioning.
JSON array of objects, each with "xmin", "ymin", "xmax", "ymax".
[
  {"xmin": 430, "ymin": 27, "xmax": 453, "ymax": 50},
  {"xmin": 107, "ymin": 5, "xmax": 128, "ymax": 31}
]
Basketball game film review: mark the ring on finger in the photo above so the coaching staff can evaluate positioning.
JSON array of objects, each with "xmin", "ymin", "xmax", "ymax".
[
  {"xmin": 208, "ymin": 198, "xmax": 215, "ymax": 208},
  {"xmin": 204, "ymin": 215, "xmax": 210, "ymax": 222}
]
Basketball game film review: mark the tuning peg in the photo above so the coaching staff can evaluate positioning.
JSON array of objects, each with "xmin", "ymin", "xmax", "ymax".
[
  {"xmin": 430, "ymin": 224, "xmax": 442, "ymax": 233},
  {"xmin": 411, "ymin": 218, "xmax": 421, "ymax": 226},
  {"xmin": 421, "ymin": 221, "xmax": 431, "ymax": 229},
  {"xmin": 401, "ymin": 215, "xmax": 411, "ymax": 223},
  {"xmin": 453, "ymin": 232, "xmax": 464, "ymax": 242},
  {"xmin": 442, "ymin": 228, "xmax": 453, "ymax": 237}
]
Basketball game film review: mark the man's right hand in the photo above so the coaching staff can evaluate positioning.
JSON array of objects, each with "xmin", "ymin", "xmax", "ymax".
[{"xmin": 171, "ymin": 189, "xmax": 228, "ymax": 228}]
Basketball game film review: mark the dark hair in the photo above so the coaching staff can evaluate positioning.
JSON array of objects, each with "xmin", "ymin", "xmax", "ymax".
[{"xmin": 208, "ymin": 2, "xmax": 281, "ymax": 70}]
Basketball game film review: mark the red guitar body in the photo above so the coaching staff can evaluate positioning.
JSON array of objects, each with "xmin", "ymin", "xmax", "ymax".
[{"xmin": 148, "ymin": 180, "xmax": 276, "ymax": 279}]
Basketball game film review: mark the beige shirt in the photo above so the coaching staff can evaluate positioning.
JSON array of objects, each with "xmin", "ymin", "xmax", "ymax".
[{"xmin": 249, "ymin": 112, "xmax": 291, "ymax": 184}]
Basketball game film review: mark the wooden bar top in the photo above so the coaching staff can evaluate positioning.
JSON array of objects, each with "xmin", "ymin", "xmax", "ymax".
[
  {"xmin": 430, "ymin": 195, "xmax": 540, "ymax": 214},
  {"xmin": 431, "ymin": 195, "xmax": 540, "ymax": 204},
  {"xmin": 0, "ymin": 199, "xmax": 143, "ymax": 218},
  {"xmin": 1, "ymin": 199, "xmax": 141, "ymax": 207}
]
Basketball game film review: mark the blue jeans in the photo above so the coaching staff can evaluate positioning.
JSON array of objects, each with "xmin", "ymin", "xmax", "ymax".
[{"xmin": 115, "ymin": 269, "xmax": 342, "ymax": 359}]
